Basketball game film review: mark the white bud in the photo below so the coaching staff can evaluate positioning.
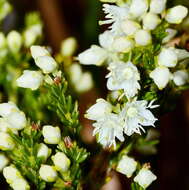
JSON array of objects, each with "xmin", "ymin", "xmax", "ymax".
[
  {"xmin": 150, "ymin": 0, "xmax": 166, "ymax": 14},
  {"xmin": 99, "ymin": 31, "xmax": 114, "ymax": 50},
  {"xmin": 37, "ymin": 143, "xmax": 51, "ymax": 162},
  {"xmin": 112, "ymin": 36, "xmax": 134, "ymax": 53},
  {"xmin": 0, "ymin": 132, "xmax": 15, "ymax": 150},
  {"xmin": 35, "ymin": 56, "xmax": 58, "ymax": 74},
  {"xmin": 30, "ymin": 45, "xmax": 50, "ymax": 59},
  {"xmin": 6, "ymin": 111, "xmax": 26, "ymax": 130},
  {"xmin": 69, "ymin": 64, "xmax": 82, "ymax": 84},
  {"xmin": 52, "ymin": 152, "xmax": 70, "ymax": 172},
  {"xmin": 162, "ymin": 28, "xmax": 177, "ymax": 43},
  {"xmin": 39, "ymin": 165, "xmax": 57, "ymax": 182},
  {"xmin": 121, "ymin": 20, "xmax": 140, "ymax": 36},
  {"xmin": 23, "ymin": 29, "xmax": 38, "ymax": 48},
  {"xmin": 0, "ymin": 153, "xmax": 9, "ymax": 171},
  {"xmin": 7, "ymin": 31, "xmax": 22, "ymax": 53},
  {"xmin": 130, "ymin": 0, "xmax": 148, "ymax": 18},
  {"xmin": 173, "ymin": 70, "xmax": 189, "ymax": 86},
  {"xmin": 174, "ymin": 49, "xmax": 189, "ymax": 61},
  {"xmin": 0, "ymin": 102, "xmax": 18, "ymax": 117},
  {"xmin": 117, "ymin": 155, "xmax": 137, "ymax": 178},
  {"xmin": 0, "ymin": 118, "xmax": 12, "ymax": 132},
  {"xmin": 10, "ymin": 178, "xmax": 30, "ymax": 190},
  {"xmin": 134, "ymin": 168, "xmax": 157, "ymax": 188},
  {"xmin": 42, "ymin": 125, "xmax": 61, "ymax": 144},
  {"xmin": 134, "ymin": 30, "xmax": 152, "ymax": 46},
  {"xmin": 150, "ymin": 66, "xmax": 171, "ymax": 89},
  {"xmin": 16, "ymin": 70, "xmax": 43, "ymax": 90},
  {"xmin": 165, "ymin": 6, "xmax": 188, "ymax": 24},
  {"xmin": 61, "ymin": 37, "xmax": 77, "ymax": 57},
  {"xmin": 158, "ymin": 48, "xmax": 177, "ymax": 67},
  {"xmin": 85, "ymin": 99, "xmax": 112, "ymax": 120},
  {"xmin": 0, "ymin": 32, "xmax": 6, "ymax": 49},
  {"xmin": 78, "ymin": 45, "xmax": 108, "ymax": 66},
  {"xmin": 143, "ymin": 13, "xmax": 161, "ymax": 30}
]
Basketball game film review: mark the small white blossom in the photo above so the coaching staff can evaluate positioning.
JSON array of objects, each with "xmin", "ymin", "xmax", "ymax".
[
  {"xmin": 39, "ymin": 165, "xmax": 57, "ymax": 182},
  {"xmin": 61, "ymin": 37, "xmax": 77, "ymax": 57},
  {"xmin": 143, "ymin": 13, "xmax": 161, "ymax": 30},
  {"xmin": 162, "ymin": 28, "xmax": 177, "ymax": 43},
  {"xmin": 150, "ymin": 0, "xmax": 166, "ymax": 14},
  {"xmin": 134, "ymin": 30, "xmax": 152, "ymax": 46},
  {"xmin": 16, "ymin": 70, "xmax": 43, "ymax": 90},
  {"xmin": 0, "ymin": 132, "xmax": 15, "ymax": 150},
  {"xmin": 42, "ymin": 125, "xmax": 61, "ymax": 144},
  {"xmin": 0, "ymin": 102, "xmax": 18, "ymax": 117},
  {"xmin": 37, "ymin": 143, "xmax": 51, "ymax": 162},
  {"xmin": 150, "ymin": 66, "xmax": 171, "ymax": 89},
  {"xmin": 10, "ymin": 178, "xmax": 30, "ymax": 190},
  {"xmin": 120, "ymin": 99, "xmax": 158, "ymax": 136},
  {"xmin": 30, "ymin": 45, "xmax": 50, "ymax": 59},
  {"xmin": 0, "ymin": 118, "xmax": 11, "ymax": 132},
  {"xmin": 158, "ymin": 48, "xmax": 178, "ymax": 67},
  {"xmin": 52, "ymin": 152, "xmax": 70, "ymax": 172},
  {"xmin": 174, "ymin": 49, "xmax": 189, "ymax": 61},
  {"xmin": 106, "ymin": 61, "xmax": 140, "ymax": 98},
  {"xmin": 165, "ymin": 5, "xmax": 188, "ymax": 24},
  {"xmin": 85, "ymin": 98, "xmax": 112, "ymax": 121},
  {"xmin": 173, "ymin": 70, "xmax": 189, "ymax": 86},
  {"xmin": 7, "ymin": 31, "xmax": 22, "ymax": 53},
  {"xmin": 134, "ymin": 168, "xmax": 157, "ymax": 188},
  {"xmin": 0, "ymin": 153, "xmax": 9, "ymax": 171},
  {"xmin": 121, "ymin": 19, "xmax": 140, "ymax": 36},
  {"xmin": 117, "ymin": 155, "xmax": 137, "ymax": 178}
]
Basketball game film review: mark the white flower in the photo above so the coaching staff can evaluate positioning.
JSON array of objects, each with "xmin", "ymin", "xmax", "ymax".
[
  {"xmin": 42, "ymin": 125, "xmax": 61, "ymax": 144},
  {"xmin": 37, "ymin": 143, "xmax": 51, "ymax": 162},
  {"xmin": 117, "ymin": 155, "xmax": 137, "ymax": 178},
  {"xmin": 162, "ymin": 28, "xmax": 177, "ymax": 43},
  {"xmin": 150, "ymin": 66, "xmax": 171, "ymax": 89},
  {"xmin": 10, "ymin": 178, "xmax": 30, "ymax": 190},
  {"xmin": 112, "ymin": 36, "xmax": 134, "ymax": 53},
  {"xmin": 174, "ymin": 49, "xmax": 189, "ymax": 61},
  {"xmin": 129, "ymin": 0, "xmax": 148, "ymax": 18},
  {"xmin": 39, "ymin": 165, "xmax": 57, "ymax": 182},
  {"xmin": 0, "ymin": 153, "xmax": 9, "ymax": 171},
  {"xmin": 0, "ymin": 118, "xmax": 11, "ymax": 132},
  {"xmin": 7, "ymin": 31, "xmax": 22, "ymax": 53},
  {"xmin": 120, "ymin": 99, "xmax": 158, "ymax": 136},
  {"xmin": 0, "ymin": 102, "xmax": 18, "ymax": 117},
  {"xmin": 158, "ymin": 48, "xmax": 178, "ymax": 67},
  {"xmin": 165, "ymin": 5, "xmax": 188, "ymax": 24},
  {"xmin": 16, "ymin": 70, "xmax": 43, "ymax": 90},
  {"xmin": 78, "ymin": 45, "xmax": 108, "ymax": 66},
  {"xmin": 106, "ymin": 61, "xmax": 140, "ymax": 98},
  {"xmin": 134, "ymin": 168, "xmax": 157, "ymax": 188},
  {"xmin": 93, "ymin": 113, "xmax": 124, "ymax": 147},
  {"xmin": 121, "ymin": 19, "xmax": 140, "ymax": 36},
  {"xmin": 173, "ymin": 70, "xmax": 189, "ymax": 86},
  {"xmin": 52, "ymin": 152, "xmax": 70, "ymax": 172},
  {"xmin": 0, "ymin": 132, "xmax": 15, "ymax": 150},
  {"xmin": 61, "ymin": 37, "xmax": 77, "ymax": 57},
  {"xmin": 0, "ymin": 32, "xmax": 6, "ymax": 49},
  {"xmin": 35, "ymin": 56, "xmax": 58, "ymax": 74},
  {"xmin": 135, "ymin": 30, "xmax": 152, "ymax": 46},
  {"xmin": 143, "ymin": 13, "xmax": 161, "ymax": 30},
  {"xmin": 85, "ymin": 98, "xmax": 112, "ymax": 121},
  {"xmin": 150, "ymin": 0, "xmax": 166, "ymax": 14},
  {"xmin": 30, "ymin": 45, "xmax": 50, "ymax": 59}
]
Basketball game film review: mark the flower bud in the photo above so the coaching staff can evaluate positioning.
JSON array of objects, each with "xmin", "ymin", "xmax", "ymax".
[
  {"xmin": 69, "ymin": 64, "xmax": 82, "ymax": 84},
  {"xmin": 134, "ymin": 168, "xmax": 157, "ymax": 188},
  {"xmin": 112, "ymin": 36, "xmax": 134, "ymax": 53},
  {"xmin": 150, "ymin": 67, "xmax": 171, "ymax": 89},
  {"xmin": 39, "ymin": 165, "xmax": 57, "ymax": 182},
  {"xmin": 130, "ymin": 0, "xmax": 148, "ymax": 18},
  {"xmin": 23, "ymin": 29, "xmax": 38, "ymax": 48},
  {"xmin": 35, "ymin": 56, "xmax": 58, "ymax": 74},
  {"xmin": 7, "ymin": 31, "xmax": 22, "ymax": 53},
  {"xmin": 117, "ymin": 155, "xmax": 137, "ymax": 178},
  {"xmin": 121, "ymin": 20, "xmax": 140, "ymax": 36},
  {"xmin": 61, "ymin": 37, "xmax": 77, "ymax": 57},
  {"xmin": 0, "ymin": 32, "xmax": 6, "ymax": 49},
  {"xmin": 16, "ymin": 70, "xmax": 43, "ymax": 90},
  {"xmin": 165, "ymin": 6, "xmax": 188, "ymax": 24},
  {"xmin": 99, "ymin": 31, "xmax": 114, "ymax": 50},
  {"xmin": 158, "ymin": 48, "xmax": 178, "ymax": 67},
  {"xmin": 78, "ymin": 45, "xmax": 108, "ymax": 66},
  {"xmin": 173, "ymin": 70, "xmax": 189, "ymax": 86},
  {"xmin": 42, "ymin": 125, "xmax": 61, "ymax": 144},
  {"xmin": 134, "ymin": 30, "xmax": 152, "ymax": 46},
  {"xmin": 0, "ymin": 118, "xmax": 12, "ymax": 132},
  {"xmin": 37, "ymin": 143, "xmax": 51, "ymax": 162},
  {"xmin": 10, "ymin": 178, "xmax": 30, "ymax": 190},
  {"xmin": 0, "ymin": 2, "xmax": 12, "ymax": 21},
  {"xmin": 162, "ymin": 28, "xmax": 177, "ymax": 43},
  {"xmin": 30, "ymin": 45, "xmax": 50, "ymax": 59},
  {"xmin": 85, "ymin": 99, "xmax": 112, "ymax": 120},
  {"xmin": 0, "ymin": 153, "xmax": 9, "ymax": 171},
  {"xmin": 0, "ymin": 132, "xmax": 15, "ymax": 150},
  {"xmin": 143, "ymin": 13, "xmax": 161, "ymax": 30},
  {"xmin": 0, "ymin": 102, "xmax": 18, "ymax": 117},
  {"xmin": 52, "ymin": 152, "xmax": 70, "ymax": 172},
  {"xmin": 150, "ymin": 0, "xmax": 166, "ymax": 14}
]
